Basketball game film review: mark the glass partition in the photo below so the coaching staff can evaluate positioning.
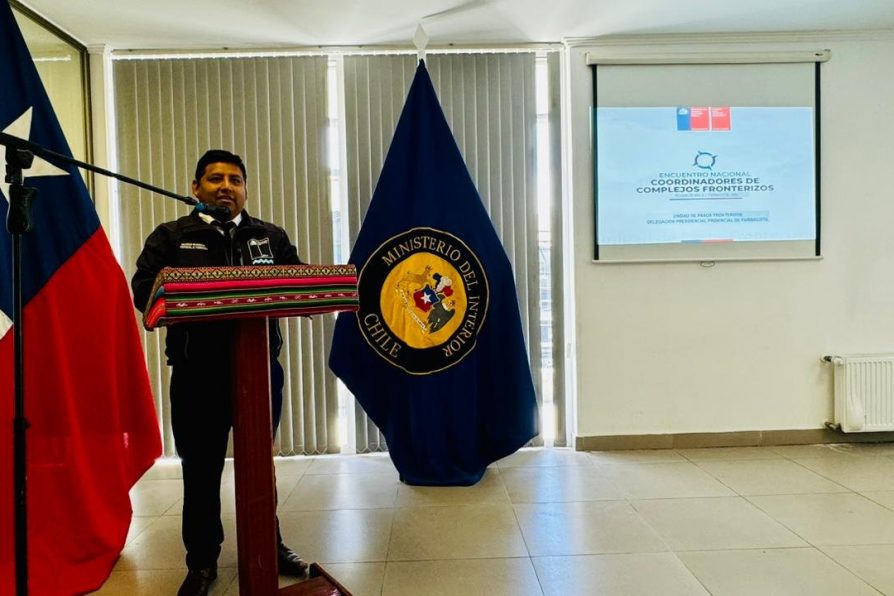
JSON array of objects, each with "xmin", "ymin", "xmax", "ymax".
[{"xmin": 11, "ymin": 3, "xmax": 90, "ymax": 183}]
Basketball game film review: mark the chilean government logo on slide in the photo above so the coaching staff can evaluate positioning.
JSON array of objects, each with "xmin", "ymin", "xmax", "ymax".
[
  {"xmin": 356, "ymin": 227, "xmax": 489, "ymax": 375},
  {"xmin": 677, "ymin": 106, "xmax": 731, "ymax": 131}
]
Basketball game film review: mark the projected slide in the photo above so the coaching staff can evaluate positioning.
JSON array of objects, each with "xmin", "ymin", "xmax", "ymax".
[{"xmin": 596, "ymin": 107, "xmax": 815, "ymax": 246}]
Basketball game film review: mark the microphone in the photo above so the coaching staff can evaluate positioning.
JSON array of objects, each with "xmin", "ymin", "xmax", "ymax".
[{"xmin": 193, "ymin": 202, "xmax": 232, "ymax": 220}]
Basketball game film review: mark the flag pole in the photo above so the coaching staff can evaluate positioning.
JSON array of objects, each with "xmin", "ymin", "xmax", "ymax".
[{"xmin": 0, "ymin": 133, "xmax": 228, "ymax": 595}]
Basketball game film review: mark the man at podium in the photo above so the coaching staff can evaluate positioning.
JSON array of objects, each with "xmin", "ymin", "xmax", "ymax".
[{"xmin": 131, "ymin": 149, "xmax": 309, "ymax": 596}]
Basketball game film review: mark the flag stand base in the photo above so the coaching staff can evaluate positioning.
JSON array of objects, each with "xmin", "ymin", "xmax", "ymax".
[{"xmin": 279, "ymin": 564, "xmax": 353, "ymax": 595}]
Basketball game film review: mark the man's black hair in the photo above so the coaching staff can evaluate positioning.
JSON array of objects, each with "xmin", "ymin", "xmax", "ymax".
[{"xmin": 194, "ymin": 149, "xmax": 247, "ymax": 182}]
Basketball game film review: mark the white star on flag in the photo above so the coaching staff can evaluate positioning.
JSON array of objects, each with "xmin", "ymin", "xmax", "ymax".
[
  {"xmin": 0, "ymin": 107, "xmax": 69, "ymax": 341},
  {"xmin": 0, "ymin": 106, "xmax": 69, "ymax": 203},
  {"xmin": 0, "ymin": 310, "xmax": 10, "ymax": 339}
]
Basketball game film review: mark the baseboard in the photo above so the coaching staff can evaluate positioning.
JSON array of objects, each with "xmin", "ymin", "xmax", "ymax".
[{"xmin": 575, "ymin": 428, "xmax": 894, "ymax": 451}]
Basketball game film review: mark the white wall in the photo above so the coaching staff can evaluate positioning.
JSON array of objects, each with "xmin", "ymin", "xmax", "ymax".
[
  {"xmin": 565, "ymin": 32, "xmax": 894, "ymax": 438},
  {"xmin": 87, "ymin": 46, "xmax": 118, "ymax": 251}
]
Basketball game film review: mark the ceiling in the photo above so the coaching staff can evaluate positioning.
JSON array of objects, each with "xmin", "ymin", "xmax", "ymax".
[{"xmin": 19, "ymin": 0, "xmax": 894, "ymax": 51}]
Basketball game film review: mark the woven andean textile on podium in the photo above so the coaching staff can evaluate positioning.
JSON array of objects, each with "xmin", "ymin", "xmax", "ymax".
[{"xmin": 143, "ymin": 264, "xmax": 358, "ymax": 330}]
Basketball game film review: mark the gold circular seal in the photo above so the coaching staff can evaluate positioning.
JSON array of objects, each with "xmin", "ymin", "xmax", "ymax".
[
  {"xmin": 380, "ymin": 252, "xmax": 465, "ymax": 348},
  {"xmin": 355, "ymin": 227, "xmax": 489, "ymax": 375}
]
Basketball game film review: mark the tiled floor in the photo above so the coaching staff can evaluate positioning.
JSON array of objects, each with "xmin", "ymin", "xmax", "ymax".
[{"xmin": 92, "ymin": 444, "xmax": 894, "ymax": 595}]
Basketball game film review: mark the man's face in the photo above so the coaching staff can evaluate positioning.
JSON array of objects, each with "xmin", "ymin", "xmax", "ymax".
[{"xmin": 192, "ymin": 162, "xmax": 247, "ymax": 218}]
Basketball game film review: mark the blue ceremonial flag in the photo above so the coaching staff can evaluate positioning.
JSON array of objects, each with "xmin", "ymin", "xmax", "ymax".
[{"xmin": 328, "ymin": 61, "xmax": 538, "ymax": 486}]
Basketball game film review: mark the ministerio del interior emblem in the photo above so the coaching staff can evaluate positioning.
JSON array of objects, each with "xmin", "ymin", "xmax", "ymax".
[{"xmin": 356, "ymin": 227, "xmax": 489, "ymax": 375}]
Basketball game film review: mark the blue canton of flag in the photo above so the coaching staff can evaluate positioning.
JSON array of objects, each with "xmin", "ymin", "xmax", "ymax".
[
  {"xmin": 422, "ymin": 286, "xmax": 439, "ymax": 305},
  {"xmin": 328, "ymin": 61, "xmax": 539, "ymax": 486},
  {"xmin": 676, "ymin": 106, "xmax": 691, "ymax": 131}
]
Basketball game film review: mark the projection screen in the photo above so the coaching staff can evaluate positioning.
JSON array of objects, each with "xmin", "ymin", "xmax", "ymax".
[{"xmin": 590, "ymin": 51, "xmax": 829, "ymax": 262}]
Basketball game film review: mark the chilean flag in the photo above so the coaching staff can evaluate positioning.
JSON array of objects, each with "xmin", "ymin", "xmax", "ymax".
[{"xmin": 1, "ymin": 4, "xmax": 161, "ymax": 595}]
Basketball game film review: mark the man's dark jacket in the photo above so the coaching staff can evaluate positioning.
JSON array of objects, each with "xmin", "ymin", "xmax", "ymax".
[{"xmin": 131, "ymin": 210, "xmax": 301, "ymax": 365}]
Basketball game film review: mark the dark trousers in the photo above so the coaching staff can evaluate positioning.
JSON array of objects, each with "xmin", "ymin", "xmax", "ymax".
[{"xmin": 170, "ymin": 359, "xmax": 285, "ymax": 570}]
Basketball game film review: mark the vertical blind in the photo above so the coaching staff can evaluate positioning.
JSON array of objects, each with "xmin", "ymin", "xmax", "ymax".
[
  {"xmin": 113, "ymin": 55, "xmax": 336, "ymax": 455},
  {"xmin": 342, "ymin": 52, "xmax": 559, "ymax": 450}
]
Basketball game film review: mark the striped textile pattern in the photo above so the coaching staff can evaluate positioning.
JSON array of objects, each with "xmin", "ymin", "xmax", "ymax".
[{"xmin": 144, "ymin": 264, "xmax": 358, "ymax": 329}]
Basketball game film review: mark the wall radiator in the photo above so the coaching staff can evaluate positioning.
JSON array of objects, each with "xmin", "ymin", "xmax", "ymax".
[{"xmin": 824, "ymin": 354, "xmax": 894, "ymax": 432}]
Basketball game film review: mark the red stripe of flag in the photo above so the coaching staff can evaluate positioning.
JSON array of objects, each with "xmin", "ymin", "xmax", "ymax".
[{"xmin": 1, "ymin": 231, "xmax": 161, "ymax": 595}]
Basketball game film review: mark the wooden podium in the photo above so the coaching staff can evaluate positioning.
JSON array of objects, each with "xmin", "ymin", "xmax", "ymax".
[
  {"xmin": 232, "ymin": 319, "xmax": 352, "ymax": 595},
  {"xmin": 143, "ymin": 265, "xmax": 358, "ymax": 595}
]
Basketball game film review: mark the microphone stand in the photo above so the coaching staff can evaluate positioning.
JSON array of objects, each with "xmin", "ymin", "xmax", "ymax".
[
  {"xmin": 6, "ymin": 144, "xmax": 36, "ymax": 596},
  {"xmin": 1, "ymin": 131, "xmax": 227, "ymax": 596}
]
